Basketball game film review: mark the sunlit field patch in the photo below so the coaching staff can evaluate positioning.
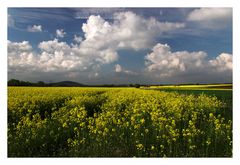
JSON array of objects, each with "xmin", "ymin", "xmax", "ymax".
[{"xmin": 148, "ymin": 84, "xmax": 232, "ymax": 90}]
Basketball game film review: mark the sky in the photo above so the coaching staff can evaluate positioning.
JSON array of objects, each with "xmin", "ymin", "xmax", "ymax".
[{"xmin": 7, "ymin": 8, "xmax": 232, "ymax": 85}]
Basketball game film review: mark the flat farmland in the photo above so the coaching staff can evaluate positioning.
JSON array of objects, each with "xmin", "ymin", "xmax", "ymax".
[{"xmin": 8, "ymin": 86, "xmax": 232, "ymax": 157}]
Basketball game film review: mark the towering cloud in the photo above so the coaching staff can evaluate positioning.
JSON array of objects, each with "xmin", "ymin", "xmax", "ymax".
[
  {"xmin": 8, "ymin": 11, "xmax": 184, "ymax": 75},
  {"xmin": 81, "ymin": 11, "xmax": 185, "ymax": 51}
]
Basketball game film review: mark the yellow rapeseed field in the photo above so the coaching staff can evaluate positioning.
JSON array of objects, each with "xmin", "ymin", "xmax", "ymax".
[{"xmin": 8, "ymin": 87, "xmax": 232, "ymax": 157}]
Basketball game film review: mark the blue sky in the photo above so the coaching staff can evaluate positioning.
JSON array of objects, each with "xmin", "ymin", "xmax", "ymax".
[{"xmin": 8, "ymin": 8, "xmax": 232, "ymax": 84}]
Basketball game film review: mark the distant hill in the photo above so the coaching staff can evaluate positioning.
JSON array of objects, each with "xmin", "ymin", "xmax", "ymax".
[{"xmin": 49, "ymin": 81, "xmax": 86, "ymax": 87}]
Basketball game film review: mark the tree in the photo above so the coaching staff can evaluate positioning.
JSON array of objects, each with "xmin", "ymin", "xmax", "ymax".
[
  {"xmin": 37, "ymin": 81, "xmax": 45, "ymax": 87},
  {"xmin": 8, "ymin": 79, "xmax": 20, "ymax": 86},
  {"xmin": 134, "ymin": 84, "xmax": 141, "ymax": 88}
]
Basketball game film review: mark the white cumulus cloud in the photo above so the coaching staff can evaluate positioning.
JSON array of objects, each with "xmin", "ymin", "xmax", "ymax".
[
  {"xmin": 27, "ymin": 25, "xmax": 42, "ymax": 32},
  {"xmin": 73, "ymin": 35, "xmax": 82, "ymax": 43},
  {"xmin": 187, "ymin": 8, "xmax": 232, "ymax": 29},
  {"xmin": 114, "ymin": 64, "xmax": 138, "ymax": 75},
  {"xmin": 115, "ymin": 64, "xmax": 122, "ymax": 73},
  {"xmin": 188, "ymin": 8, "xmax": 231, "ymax": 21},
  {"xmin": 8, "ymin": 40, "xmax": 37, "ymax": 72},
  {"xmin": 8, "ymin": 39, "xmax": 119, "ymax": 73},
  {"xmin": 145, "ymin": 43, "xmax": 232, "ymax": 79},
  {"xmin": 209, "ymin": 53, "xmax": 232, "ymax": 72},
  {"xmin": 8, "ymin": 11, "xmax": 185, "ymax": 75},
  {"xmin": 10, "ymin": 11, "xmax": 182, "ymax": 73},
  {"xmin": 81, "ymin": 11, "xmax": 185, "ymax": 51},
  {"xmin": 56, "ymin": 29, "xmax": 66, "ymax": 38}
]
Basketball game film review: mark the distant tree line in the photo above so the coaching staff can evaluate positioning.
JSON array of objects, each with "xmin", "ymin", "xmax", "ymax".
[
  {"xmin": 7, "ymin": 79, "xmax": 143, "ymax": 88},
  {"xmin": 8, "ymin": 79, "xmax": 46, "ymax": 87}
]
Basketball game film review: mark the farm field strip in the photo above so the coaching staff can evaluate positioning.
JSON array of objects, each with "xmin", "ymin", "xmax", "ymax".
[{"xmin": 147, "ymin": 84, "xmax": 232, "ymax": 91}]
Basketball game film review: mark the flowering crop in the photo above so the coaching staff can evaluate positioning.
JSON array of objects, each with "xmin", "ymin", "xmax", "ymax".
[{"xmin": 8, "ymin": 87, "xmax": 232, "ymax": 157}]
